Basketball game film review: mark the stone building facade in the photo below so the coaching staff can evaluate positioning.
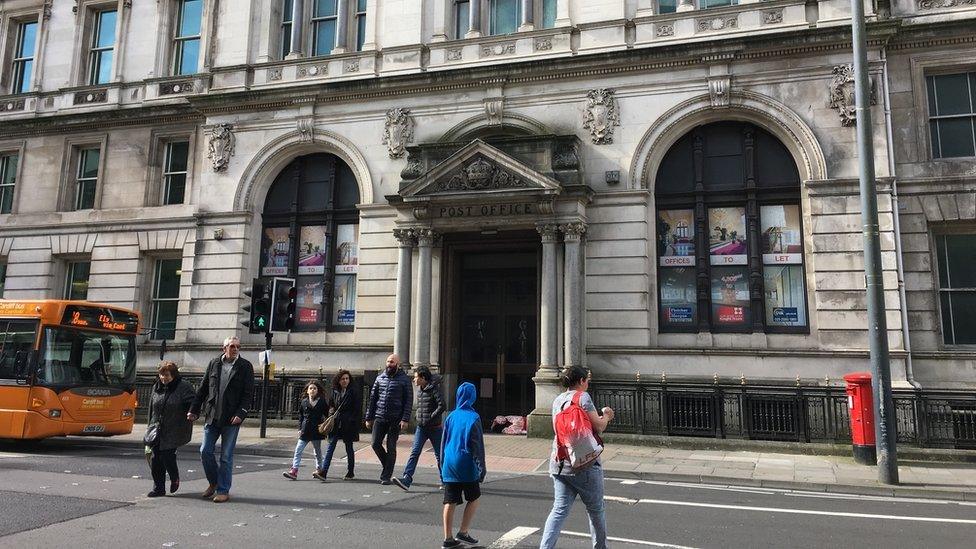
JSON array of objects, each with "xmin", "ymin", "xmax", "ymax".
[{"xmin": 1, "ymin": 0, "xmax": 974, "ymax": 434}]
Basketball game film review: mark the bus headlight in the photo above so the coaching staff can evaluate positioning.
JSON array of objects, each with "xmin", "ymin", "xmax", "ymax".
[
  {"xmin": 48, "ymin": 409, "xmax": 62, "ymax": 418},
  {"xmin": 121, "ymin": 409, "xmax": 134, "ymax": 418}
]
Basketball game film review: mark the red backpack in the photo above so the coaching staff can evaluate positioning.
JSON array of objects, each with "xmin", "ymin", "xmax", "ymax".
[{"xmin": 553, "ymin": 391, "xmax": 604, "ymax": 472}]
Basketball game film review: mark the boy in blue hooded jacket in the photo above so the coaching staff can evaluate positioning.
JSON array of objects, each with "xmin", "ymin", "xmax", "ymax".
[{"xmin": 439, "ymin": 382, "xmax": 486, "ymax": 548}]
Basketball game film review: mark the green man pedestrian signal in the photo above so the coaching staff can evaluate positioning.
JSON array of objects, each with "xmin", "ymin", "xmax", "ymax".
[
  {"xmin": 243, "ymin": 280, "xmax": 270, "ymax": 334},
  {"xmin": 270, "ymin": 277, "xmax": 297, "ymax": 333}
]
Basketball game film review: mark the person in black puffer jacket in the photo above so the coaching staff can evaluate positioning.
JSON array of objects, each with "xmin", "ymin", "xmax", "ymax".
[
  {"xmin": 365, "ymin": 354, "xmax": 413, "ymax": 484},
  {"xmin": 393, "ymin": 366, "xmax": 446, "ymax": 491},
  {"xmin": 146, "ymin": 361, "xmax": 196, "ymax": 498},
  {"xmin": 283, "ymin": 380, "xmax": 329, "ymax": 480}
]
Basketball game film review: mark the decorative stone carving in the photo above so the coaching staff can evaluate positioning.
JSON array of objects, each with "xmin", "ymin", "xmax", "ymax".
[
  {"xmin": 73, "ymin": 90, "xmax": 108, "ymax": 105},
  {"xmin": 656, "ymin": 24, "xmax": 674, "ymax": 38},
  {"xmin": 427, "ymin": 156, "xmax": 531, "ymax": 194},
  {"xmin": 446, "ymin": 48, "xmax": 463, "ymax": 61},
  {"xmin": 552, "ymin": 142, "xmax": 580, "ymax": 170},
  {"xmin": 582, "ymin": 88, "xmax": 620, "ymax": 145},
  {"xmin": 382, "ymin": 108, "xmax": 414, "ymax": 159},
  {"xmin": 415, "ymin": 228, "xmax": 441, "ymax": 247},
  {"xmin": 297, "ymin": 118, "xmax": 314, "ymax": 143},
  {"xmin": 762, "ymin": 9, "xmax": 784, "ymax": 24},
  {"xmin": 43, "ymin": 1, "xmax": 54, "ymax": 19},
  {"xmin": 298, "ymin": 64, "xmax": 327, "ymax": 78},
  {"xmin": 696, "ymin": 16, "xmax": 737, "ymax": 33},
  {"xmin": 481, "ymin": 42, "xmax": 516, "ymax": 58},
  {"xmin": 343, "ymin": 59, "xmax": 360, "ymax": 73},
  {"xmin": 828, "ymin": 64, "xmax": 877, "ymax": 127},
  {"xmin": 561, "ymin": 222, "xmax": 587, "ymax": 241},
  {"xmin": 918, "ymin": 0, "xmax": 975, "ymax": 8},
  {"xmin": 537, "ymin": 224, "xmax": 559, "ymax": 242},
  {"xmin": 401, "ymin": 157, "xmax": 424, "ymax": 179},
  {"xmin": 708, "ymin": 76, "xmax": 731, "ymax": 108},
  {"xmin": 268, "ymin": 67, "xmax": 283, "ymax": 81},
  {"xmin": 534, "ymin": 37, "xmax": 552, "ymax": 51},
  {"xmin": 2, "ymin": 99, "xmax": 26, "ymax": 112},
  {"xmin": 392, "ymin": 228, "xmax": 417, "ymax": 246},
  {"xmin": 159, "ymin": 80, "xmax": 194, "ymax": 95},
  {"xmin": 484, "ymin": 98, "xmax": 504, "ymax": 126},
  {"xmin": 206, "ymin": 124, "xmax": 235, "ymax": 172},
  {"xmin": 123, "ymin": 0, "xmax": 132, "ymax": 8}
]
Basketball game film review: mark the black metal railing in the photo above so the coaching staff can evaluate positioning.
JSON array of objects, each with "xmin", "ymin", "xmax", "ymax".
[{"xmin": 589, "ymin": 380, "xmax": 976, "ymax": 449}]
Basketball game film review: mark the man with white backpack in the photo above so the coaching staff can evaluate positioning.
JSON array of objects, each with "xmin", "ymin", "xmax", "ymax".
[{"xmin": 540, "ymin": 366, "xmax": 615, "ymax": 549}]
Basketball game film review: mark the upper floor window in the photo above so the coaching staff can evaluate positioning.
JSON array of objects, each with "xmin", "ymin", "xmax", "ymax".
[
  {"xmin": 658, "ymin": 0, "xmax": 678, "ymax": 14},
  {"xmin": 655, "ymin": 122, "xmax": 807, "ymax": 334},
  {"xmin": 75, "ymin": 148, "xmax": 100, "ymax": 210},
  {"xmin": 455, "ymin": 0, "xmax": 471, "ymax": 38},
  {"xmin": 354, "ymin": 0, "xmax": 367, "ymax": 51},
  {"xmin": 88, "ymin": 9, "xmax": 117, "ymax": 85},
  {"xmin": 490, "ymin": 0, "xmax": 520, "ymax": 35},
  {"xmin": 927, "ymin": 71, "xmax": 976, "ymax": 159},
  {"xmin": 162, "ymin": 141, "xmax": 189, "ymax": 205},
  {"xmin": 281, "ymin": 0, "xmax": 294, "ymax": 58},
  {"xmin": 935, "ymin": 233, "xmax": 976, "ymax": 346},
  {"xmin": 149, "ymin": 257, "xmax": 182, "ymax": 340},
  {"xmin": 64, "ymin": 261, "xmax": 91, "ymax": 301},
  {"xmin": 261, "ymin": 153, "xmax": 361, "ymax": 332},
  {"xmin": 0, "ymin": 153, "xmax": 17, "ymax": 214},
  {"xmin": 173, "ymin": 0, "xmax": 203, "ymax": 75},
  {"xmin": 11, "ymin": 20, "xmax": 37, "ymax": 94},
  {"xmin": 312, "ymin": 0, "xmax": 339, "ymax": 56}
]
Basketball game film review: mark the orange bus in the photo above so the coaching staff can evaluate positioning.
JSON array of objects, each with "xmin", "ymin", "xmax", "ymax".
[{"xmin": 0, "ymin": 300, "xmax": 140, "ymax": 440}]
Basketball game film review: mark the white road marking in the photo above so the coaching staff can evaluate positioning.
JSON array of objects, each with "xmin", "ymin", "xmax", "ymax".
[
  {"xmin": 562, "ymin": 530, "xmax": 700, "ymax": 548},
  {"xmin": 635, "ymin": 498, "xmax": 976, "ymax": 524},
  {"xmin": 487, "ymin": 526, "xmax": 540, "ymax": 549},
  {"xmin": 605, "ymin": 495, "xmax": 640, "ymax": 504}
]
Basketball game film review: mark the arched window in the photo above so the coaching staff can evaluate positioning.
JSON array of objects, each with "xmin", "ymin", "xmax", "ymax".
[
  {"xmin": 655, "ymin": 122, "xmax": 808, "ymax": 334},
  {"xmin": 260, "ymin": 153, "xmax": 360, "ymax": 331}
]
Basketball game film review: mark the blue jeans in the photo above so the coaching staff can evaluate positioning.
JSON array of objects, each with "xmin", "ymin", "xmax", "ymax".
[
  {"xmin": 539, "ymin": 464, "xmax": 607, "ymax": 549},
  {"xmin": 291, "ymin": 438, "xmax": 324, "ymax": 470},
  {"xmin": 401, "ymin": 424, "xmax": 442, "ymax": 486},
  {"xmin": 321, "ymin": 435, "xmax": 356, "ymax": 478},
  {"xmin": 200, "ymin": 423, "xmax": 241, "ymax": 495}
]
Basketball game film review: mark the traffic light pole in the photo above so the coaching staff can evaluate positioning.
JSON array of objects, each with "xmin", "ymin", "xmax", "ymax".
[{"xmin": 259, "ymin": 331, "xmax": 272, "ymax": 439}]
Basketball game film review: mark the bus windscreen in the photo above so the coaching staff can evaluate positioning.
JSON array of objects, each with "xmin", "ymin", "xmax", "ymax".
[{"xmin": 37, "ymin": 326, "xmax": 137, "ymax": 387}]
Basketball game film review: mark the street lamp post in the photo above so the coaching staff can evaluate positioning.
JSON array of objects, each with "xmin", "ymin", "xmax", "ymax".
[{"xmin": 850, "ymin": 0, "xmax": 899, "ymax": 485}]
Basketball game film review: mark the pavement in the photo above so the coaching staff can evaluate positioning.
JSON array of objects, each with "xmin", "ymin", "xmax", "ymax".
[{"xmin": 50, "ymin": 422, "xmax": 976, "ymax": 501}]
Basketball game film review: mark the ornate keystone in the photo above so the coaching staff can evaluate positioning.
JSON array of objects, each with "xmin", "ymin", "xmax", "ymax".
[
  {"xmin": 582, "ymin": 88, "xmax": 620, "ymax": 145},
  {"xmin": 383, "ymin": 108, "xmax": 414, "ymax": 159}
]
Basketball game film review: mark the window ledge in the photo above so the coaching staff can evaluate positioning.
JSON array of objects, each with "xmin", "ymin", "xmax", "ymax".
[
  {"xmin": 427, "ymin": 27, "xmax": 573, "ymax": 71},
  {"xmin": 253, "ymin": 50, "xmax": 378, "ymax": 87}
]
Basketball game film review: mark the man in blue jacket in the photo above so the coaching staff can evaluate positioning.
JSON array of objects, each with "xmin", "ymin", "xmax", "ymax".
[
  {"xmin": 439, "ymin": 382, "xmax": 486, "ymax": 548},
  {"xmin": 365, "ymin": 354, "xmax": 413, "ymax": 484}
]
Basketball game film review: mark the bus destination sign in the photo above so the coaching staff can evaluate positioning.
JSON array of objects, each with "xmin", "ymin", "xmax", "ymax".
[{"xmin": 62, "ymin": 305, "xmax": 139, "ymax": 333}]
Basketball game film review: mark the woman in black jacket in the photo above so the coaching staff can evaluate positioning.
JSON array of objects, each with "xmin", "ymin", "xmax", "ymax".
[
  {"xmin": 146, "ymin": 361, "xmax": 196, "ymax": 497},
  {"xmin": 318, "ymin": 369, "xmax": 361, "ymax": 481},
  {"xmin": 283, "ymin": 379, "xmax": 329, "ymax": 480}
]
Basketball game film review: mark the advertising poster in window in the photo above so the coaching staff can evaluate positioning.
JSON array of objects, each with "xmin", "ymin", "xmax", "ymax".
[
  {"xmin": 332, "ymin": 275, "xmax": 357, "ymax": 326},
  {"xmin": 659, "ymin": 267, "xmax": 697, "ymax": 326},
  {"xmin": 710, "ymin": 266, "xmax": 751, "ymax": 326},
  {"xmin": 764, "ymin": 265, "xmax": 807, "ymax": 327},
  {"xmin": 657, "ymin": 209, "xmax": 696, "ymax": 267},
  {"xmin": 708, "ymin": 207, "xmax": 748, "ymax": 266},
  {"xmin": 298, "ymin": 226, "xmax": 328, "ymax": 275},
  {"xmin": 261, "ymin": 227, "xmax": 290, "ymax": 276},
  {"xmin": 296, "ymin": 276, "xmax": 324, "ymax": 326},
  {"xmin": 761, "ymin": 205, "xmax": 803, "ymax": 265},
  {"xmin": 335, "ymin": 224, "xmax": 359, "ymax": 275}
]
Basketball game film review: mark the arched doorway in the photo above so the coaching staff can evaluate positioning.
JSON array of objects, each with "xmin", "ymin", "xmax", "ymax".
[
  {"xmin": 654, "ymin": 122, "xmax": 809, "ymax": 334},
  {"xmin": 259, "ymin": 153, "xmax": 361, "ymax": 332}
]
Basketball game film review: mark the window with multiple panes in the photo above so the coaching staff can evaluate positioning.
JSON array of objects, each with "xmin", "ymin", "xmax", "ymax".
[
  {"xmin": 701, "ymin": 0, "xmax": 738, "ymax": 7},
  {"xmin": 88, "ymin": 9, "xmax": 117, "ymax": 85},
  {"xmin": 64, "ymin": 261, "xmax": 91, "ymax": 301},
  {"xmin": 490, "ymin": 0, "xmax": 520, "ymax": 35},
  {"xmin": 355, "ymin": 0, "xmax": 368, "ymax": 51},
  {"xmin": 11, "ymin": 20, "xmax": 37, "ymax": 94},
  {"xmin": 261, "ymin": 153, "xmax": 360, "ymax": 331},
  {"xmin": 173, "ymin": 0, "xmax": 203, "ymax": 75},
  {"xmin": 281, "ymin": 0, "xmax": 294, "ymax": 58},
  {"xmin": 312, "ymin": 0, "xmax": 338, "ymax": 56},
  {"xmin": 0, "ymin": 153, "xmax": 17, "ymax": 214},
  {"xmin": 935, "ymin": 233, "xmax": 976, "ymax": 345},
  {"xmin": 658, "ymin": 0, "xmax": 678, "ymax": 14},
  {"xmin": 162, "ymin": 141, "xmax": 189, "ymax": 205},
  {"xmin": 150, "ymin": 258, "xmax": 182, "ymax": 340},
  {"xmin": 655, "ymin": 122, "xmax": 808, "ymax": 334},
  {"xmin": 455, "ymin": 0, "xmax": 471, "ymax": 38},
  {"xmin": 927, "ymin": 71, "xmax": 976, "ymax": 159},
  {"xmin": 540, "ymin": 0, "xmax": 557, "ymax": 28},
  {"xmin": 75, "ymin": 148, "xmax": 100, "ymax": 210}
]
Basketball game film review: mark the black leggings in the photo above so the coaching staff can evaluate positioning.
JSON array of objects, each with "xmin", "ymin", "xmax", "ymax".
[{"xmin": 151, "ymin": 448, "xmax": 179, "ymax": 490}]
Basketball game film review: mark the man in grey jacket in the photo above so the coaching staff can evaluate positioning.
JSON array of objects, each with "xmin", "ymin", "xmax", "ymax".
[
  {"xmin": 365, "ymin": 354, "xmax": 413, "ymax": 484},
  {"xmin": 393, "ymin": 365, "xmax": 445, "ymax": 491}
]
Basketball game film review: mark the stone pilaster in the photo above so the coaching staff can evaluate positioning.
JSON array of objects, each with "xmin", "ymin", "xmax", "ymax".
[
  {"xmin": 287, "ymin": 0, "xmax": 305, "ymax": 58},
  {"xmin": 392, "ymin": 228, "xmax": 416, "ymax": 366},
  {"xmin": 413, "ymin": 228, "xmax": 440, "ymax": 368},
  {"xmin": 562, "ymin": 222, "xmax": 586, "ymax": 367}
]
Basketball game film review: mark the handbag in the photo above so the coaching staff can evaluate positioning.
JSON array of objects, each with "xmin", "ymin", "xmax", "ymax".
[
  {"xmin": 144, "ymin": 423, "xmax": 160, "ymax": 447},
  {"xmin": 318, "ymin": 392, "xmax": 347, "ymax": 435}
]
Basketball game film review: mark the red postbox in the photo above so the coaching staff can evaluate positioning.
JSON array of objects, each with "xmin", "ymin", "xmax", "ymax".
[{"xmin": 844, "ymin": 372, "xmax": 877, "ymax": 465}]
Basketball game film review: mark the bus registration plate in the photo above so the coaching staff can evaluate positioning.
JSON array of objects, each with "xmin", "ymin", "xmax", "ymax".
[{"xmin": 83, "ymin": 425, "xmax": 105, "ymax": 433}]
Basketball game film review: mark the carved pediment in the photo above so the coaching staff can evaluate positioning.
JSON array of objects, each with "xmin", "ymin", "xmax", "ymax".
[{"xmin": 421, "ymin": 154, "xmax": 532, "ymax": 194}]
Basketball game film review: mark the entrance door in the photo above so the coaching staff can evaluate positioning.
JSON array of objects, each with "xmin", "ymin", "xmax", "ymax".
[{"xmin": 456, "ymin": 251, "xmax": 537, "ymax": 427}]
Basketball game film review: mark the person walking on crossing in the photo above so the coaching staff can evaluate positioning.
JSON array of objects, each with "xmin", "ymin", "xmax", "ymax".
[{"xmin": 282, "ymin": 379, "xmax": 329, "ymax": 480}]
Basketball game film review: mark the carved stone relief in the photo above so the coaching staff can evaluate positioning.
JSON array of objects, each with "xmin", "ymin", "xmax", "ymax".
[
  {"xmin": 73, "ymin": 90, "xmax": 108, "ymax": 105},
  {"xmin": 534, "ymin": 38, "xmax": 552, "ymax": 51},
  {"xmin": 383, "ymin": 108, "xmax": 414, "ymax": 159},
  {"xmin": 696, "ymin": 16, "xmax": 737, "ymax": 33},
  {"xmin": 297, "ymin": 118, "xmax": 314, "ymax": 143},
  {"xmin": 656, "ymin": 24, "xmax": 674, "ymax": 38},
  {"xmin": 207, "ymin": 124, "xmax": 235, "ymax": 172},
  {"xmin": 2, "ymin": 99, "xmax": 26, "ymax": 112},
  {"xmin": 447, "ymin": 48, "xmax": 463, "ymax": 61},
  {"xmin": 343, "ymin": 59, "xmax": 360, "ymax": 73},
  {"xmin": 484, "ymin": 98, "xmax": 504, "ymax": 126},
  {"xmin": 481, "ymin": 42, "xmax": 516, "ymax": 58},
  {"xmin": 828, "ymin": 64, "xmax": 877, "ymax": 127},
  {"xmin": 401, "ymin": 158, "xmax": 424, "ymax": 179},
  {"xmin": 298, "ymin": 64, "xmax": 327, "ymax": 78},
  {"xmin": 762, "ymin": 9, "xmax": 784, "ymax": 24},
  {"xmin": 708, "ymin": 76, "xmax": 731, "ymax": 108},
  {"xmin": 582, "ymin": 88, "xmax": 620, "ymax": 145},
  {"xmin": 425, "ymin": 156, "xmax": 531, "ymax": 194},
  {"xmin": 268, "ymin": 67, "xmax": 283, "ymax": 81},
  {"xmin": 159, "ymin": 80, "xmax": 194, "ymax": 95},
  {"xmin": 917, "ymin": 0, "xmax": 975, "ymax": 8}
]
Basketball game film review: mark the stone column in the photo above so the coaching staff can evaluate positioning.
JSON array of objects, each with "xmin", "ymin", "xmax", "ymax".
[
  {"xmin": 467, "ymin": 0, "xmax": 483, "ymax": 38},
  {"xmin": 676, "ymin": 0, "xmax": 696, "ymax": 12},
  {"xmin": 333, "ymin": 0, "xmax": 350, "ymax": 53},
  {"xmin": 519, "ymin": 0, "xmax": 535, "ymax": 31},
  {"xmin": 413, "ymin": 228, "xmax": 439, "ymax": 368},
  {"xmin": 288, "ymin": 0, "xmax": 305, "ymax": 58},
  {"xmin": 538, "ymin": 223, "xmax": 560, "ymax": 374},
  {"xmin": 392, "ymin": 228, "xmax": 415, "ymax": 366},
  {"xmin": 562, "ymin": 222, "xmax": 586, "ymax": 367}
]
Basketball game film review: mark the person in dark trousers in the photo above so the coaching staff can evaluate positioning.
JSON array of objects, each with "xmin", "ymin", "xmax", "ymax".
[
  {"xmin": 365, "ymin": 353, "xmax": 413, "ymax": 485},
  {"xmin": 318, "ymin": 369, "xmax": 361, "ymax": 481},
  {"xmin": 393, "ymin": 365, "xmax": 445, "ymax": 491},
  {"xmin": 439, "ymin": 382, "xmax": 486, "ymax": 549},
  {"xmin": 146, "ymin": 361, "xmax": 195, "ymax": 497},
  {"xmin": 283, "ymin": 379, "xmax": 329, "ymax": 480},
  {"xmin": 187, "ymin": 336, "xmax": 254, "ymax": 503}
]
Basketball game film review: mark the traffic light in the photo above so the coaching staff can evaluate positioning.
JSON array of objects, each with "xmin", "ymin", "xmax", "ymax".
[
  {"xmin": 270, "ymin": 277, "xmax": 297, "ymax": 333},
  {"xmin": 242, "ymin": 279, "xmax": 270, "ymax": 334}
]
